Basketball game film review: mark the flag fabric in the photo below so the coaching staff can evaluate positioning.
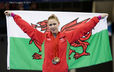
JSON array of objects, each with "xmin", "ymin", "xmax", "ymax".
[{"xmin": 6, "ymin": 11, "xmax": 112, "ymax": 70}]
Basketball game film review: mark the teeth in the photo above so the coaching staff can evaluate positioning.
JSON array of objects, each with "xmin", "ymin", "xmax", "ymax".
[{"xmin": 51, "ymin": 28, "xmax": 55, "ymax": 31}]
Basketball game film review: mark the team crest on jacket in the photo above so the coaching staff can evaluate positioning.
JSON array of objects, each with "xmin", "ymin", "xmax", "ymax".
[{"xmin": 30, "ymin": 18, "xmax": 92, "ymax": 60}]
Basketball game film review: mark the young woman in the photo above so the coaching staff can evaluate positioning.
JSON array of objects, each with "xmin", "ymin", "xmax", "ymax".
[{"xmin": 5, "ymin": 11, "xmax": 108, "ymax": 72}]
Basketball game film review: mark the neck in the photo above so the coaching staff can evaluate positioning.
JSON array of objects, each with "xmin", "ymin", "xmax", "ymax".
[{"xmin": 52, "ymin": 31, "xmax": 59, "ymax": 38}]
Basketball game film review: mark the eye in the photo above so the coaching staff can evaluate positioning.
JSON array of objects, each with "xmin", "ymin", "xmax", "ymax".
[
  {"xmin": 49, "ymin": 24, "xmax": 52, "ymax": 26},
  {"xmin": 53, "ymin": 23, "xmax": 56, "ymax": 26}
]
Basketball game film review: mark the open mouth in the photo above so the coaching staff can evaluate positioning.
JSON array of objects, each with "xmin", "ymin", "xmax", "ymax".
[{"xmin": 51, "ymin": 28, "xmax": 56, "ymax": 31}]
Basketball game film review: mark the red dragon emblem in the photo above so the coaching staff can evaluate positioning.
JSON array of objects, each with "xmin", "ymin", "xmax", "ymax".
[{"xmin": 30, "ymin": 18, "xmax": 92, "ymax": 60}]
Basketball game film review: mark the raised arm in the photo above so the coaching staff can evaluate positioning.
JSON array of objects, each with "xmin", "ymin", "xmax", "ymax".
[
  {"xmin": 65, "ymin": 14, "xmax": 108, "ymax": 44},
  {"xmin": 5, "ymin": 11, "xmax": 45, "ymax": 44}
]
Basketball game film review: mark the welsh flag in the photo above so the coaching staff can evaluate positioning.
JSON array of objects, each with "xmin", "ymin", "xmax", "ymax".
[{"xmin": 6, "ymin": 11, "xmax": 112, "ymax": 70}]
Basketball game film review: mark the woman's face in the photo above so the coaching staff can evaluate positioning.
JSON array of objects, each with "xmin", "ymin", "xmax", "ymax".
[{"xmin": 47, "ymin": 19, "xmax": 59, "ymax": 34}]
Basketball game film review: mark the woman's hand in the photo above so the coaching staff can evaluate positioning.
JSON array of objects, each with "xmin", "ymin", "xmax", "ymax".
[
  {"xmin": 101, "ymin": 13, "xmax": 108, "ymax": 19},
  {"xmin": 4, "ymin": 11, "xmax": 11, "ymax": 16}
]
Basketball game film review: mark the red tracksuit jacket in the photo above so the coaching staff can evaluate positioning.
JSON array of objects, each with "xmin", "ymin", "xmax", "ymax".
[{"xmin": 13, "ymin": 15, "xmax": 99, "ymax": 72}]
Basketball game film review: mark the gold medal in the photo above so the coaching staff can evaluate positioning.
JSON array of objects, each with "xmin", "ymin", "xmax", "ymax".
[{"xmin": 52, "ymin": 57, "xmax": 60, "ymax": 64}]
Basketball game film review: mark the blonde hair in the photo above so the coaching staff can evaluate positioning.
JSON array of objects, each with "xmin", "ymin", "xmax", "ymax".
[{"xmin": 48, "ymin": 14, "xmax": 60, "ymax": 24}]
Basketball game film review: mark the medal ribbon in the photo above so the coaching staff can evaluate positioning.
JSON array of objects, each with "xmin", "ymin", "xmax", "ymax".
[{"xmin": 52, "ymin": 34, "xmax": 59, "ymax": 58}]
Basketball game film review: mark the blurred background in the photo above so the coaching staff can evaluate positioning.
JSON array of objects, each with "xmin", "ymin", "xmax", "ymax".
[{"xmin": 0, "ymin": 0, "xmax": 113, "ymax": 72}]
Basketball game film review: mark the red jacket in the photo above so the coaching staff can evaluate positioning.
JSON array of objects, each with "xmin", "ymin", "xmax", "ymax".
[{"xmin": 13, "ymin": 15, "xmax": 99, "ymax": 72}]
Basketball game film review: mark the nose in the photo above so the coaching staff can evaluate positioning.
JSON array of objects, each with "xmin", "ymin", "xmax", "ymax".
[{"xmin": 51, "ymin": 25, "xmax": 55, "ymax": 27}]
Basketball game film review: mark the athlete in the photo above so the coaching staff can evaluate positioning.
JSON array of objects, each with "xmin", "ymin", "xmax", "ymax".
[{"xmin": 5, "ymin": 11, "xmax": 108, "ymax": 72}]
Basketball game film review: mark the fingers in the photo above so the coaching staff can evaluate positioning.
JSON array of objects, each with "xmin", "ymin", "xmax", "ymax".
[
  {"xmin": 103, "ymin": 14, "xmax": 108, "ymax": 17},
  {"xmin": 101, "ymin": 13, "xmax": 109, "ymax": 19},
  {"xmin": 105, "ymin": 13, "xmax": 108, "ymax": 16},
  {"xmin": 4, "ymin": 10, "xmax": 11, "ymax": 16}
]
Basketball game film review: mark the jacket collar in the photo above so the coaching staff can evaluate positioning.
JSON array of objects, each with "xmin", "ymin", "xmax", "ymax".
[{"xmin": 45, "ymin": 31, "xmax": 65, "ymax": 39}]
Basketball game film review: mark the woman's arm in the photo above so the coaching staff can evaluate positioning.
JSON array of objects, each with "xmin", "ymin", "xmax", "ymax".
[
  {"xmin": 65, "ymin": 14, "xmax": 108, "ymax": 44},
  {"xmin": 5, "ymin": 11, "xmax": 45, "ymax": 44}
]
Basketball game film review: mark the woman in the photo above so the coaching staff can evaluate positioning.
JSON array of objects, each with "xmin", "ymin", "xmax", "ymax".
[{"xmin": 5, "ymin": 11, "xmax": 108, "ymax": 72}]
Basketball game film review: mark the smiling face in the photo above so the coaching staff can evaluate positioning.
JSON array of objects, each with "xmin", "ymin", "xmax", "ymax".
[{"xmin": 47, "ymin": 14, "xmax": 59, "ymax": 34}]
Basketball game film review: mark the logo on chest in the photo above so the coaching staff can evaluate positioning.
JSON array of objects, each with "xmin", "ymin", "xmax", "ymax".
[{"xmin": 46, "ymin": 37, "xmax": 65, "ymax": 42}]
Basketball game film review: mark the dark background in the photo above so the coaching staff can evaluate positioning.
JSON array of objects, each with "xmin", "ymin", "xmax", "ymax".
[{"xmin": 0, "ymin": 0, "xmax": 113, "ymax": 72}]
